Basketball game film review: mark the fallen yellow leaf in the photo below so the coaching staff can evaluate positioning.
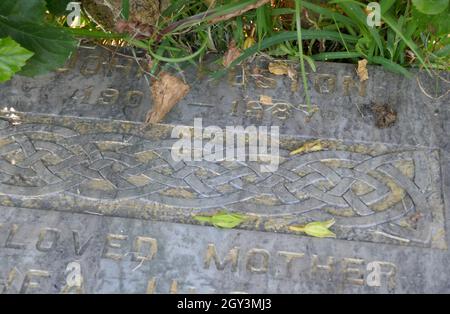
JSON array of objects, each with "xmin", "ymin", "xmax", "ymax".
[
  {"xmin": 243, "ymin": 37, "xmax": 256, "ymax": 49},
  {"xmin": 290, "ymin": 140, "xmax": 323, "ymax": 156},
  {"xmin": 259, "ymin": 95, "xmax": 273, "ymax": 105},
  {"xmin": 289, "ymin": 219, "xmax": 336, "ymax": 238},
  {"xmin": 268, "ymin": 62, "xmax": 289, "ymax": 76},
  {"xmin": 193, "ymin": 212, "xmax": 247, "ymax": 229}
]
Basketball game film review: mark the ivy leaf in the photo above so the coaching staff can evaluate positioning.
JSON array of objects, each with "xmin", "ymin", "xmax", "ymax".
[
  {"xmin": 412, "ymin": 0, "xmax": 449, "ymax": 15},
  {"xmin": 0, "ymin": 0, "xmax": 47, "ymax": 23},
  {"xmin": 289, "ymin": 219, "xmax": 337, "ymax": 238},
  {"xmin": 0, "ymin": 19, "xmax": 77, "ymax": 77},
  {"xmin": 412, "ymin": 6, "xmax": 450, "ymax": 36},
  {"xmin": 0, "ymin": 37, "xmax": 34, "ymax": 82},
  {"xmin": 194, "ymin": 212, "xmax": 247, "ymax": 229}
]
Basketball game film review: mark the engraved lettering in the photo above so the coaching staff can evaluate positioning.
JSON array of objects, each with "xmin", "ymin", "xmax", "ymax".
[
  {"xmin": 271, "ymin": 103, "xmax": 291, "ymax": 120},
  {"xmin": 170, "ymin": 280, "xmax": 178, "ymax": 294},
  {"xmin": 311, "ymin": 255, "xmax": 335, "ymax": 274},
  {"xmin": 5, "ymin": 224, "xmax": 25, "ymax": 250},
  {"xmin": 343, "ymin": 75, "xmax": 357, "ymax": 96},
  {"xmin": 72, "ymin": 231, "xmax": 92, "ymax": 256},
  {"xmin": 230, "ymin": 100, "xmax": 239, "ymax": 116},
  {"xmin": 19, "ymin": 270, "xmax": 50, "ymax": 294},
  {"xmin": 36, "ymin": 228, "xmax": 60, "ymax": 252},
  {"xmin": 314, "ymin": 74, "xmax": 337, "ymax": 94},
  {"xmin": 146, "ymin": 277, "xmax": 179, "ymax": 294},
  {"xmin": 245, "ymin": 101, "xmax": 263, "ymax": 121},
  {"xmin": 57, "ymin": 51, "xmax": 78, "ymax": 73},
  {"xmin": 131, "ymin": 236, "xmax": 158, "ymax": 263},
  {"xmin": 102, "ymin": 234, "xmax": 128, "ymax": 260},
  {"xmin": 204, "ymin": 244, "xmax": 239, "ymax": 272},
  {"xmin": 278, "ymin": 251, "xmax": 305, "ymax": 276},
  {"xmin": 342, "ymin": 258, "xmax": 365, "ymax": 285},
  {"xmin": 246, "ymin": 248, "xmax": 270, "ymax": 274},
  {"xmin": 342, "ymin": 75, "xmax": 367, "ymax": 97},
  {"xmin": 0, "ymin": 267, "xmax": 18, "ymax": 294},
  {"xmin": 81, "ymin": 86, "xmax": 94, "ymax": 104},
  {"xmin": 80, "ymin": 55, "xmax": 102, "ymax": 76},
  {"xmin": 107, "ymin": 57, "xmax": 133, "ymax": 77},
  {"xmin": 97, "ymin": 88, "xmax": 119, "ymax": 105},
  {"xmin": 125, "ymin": 90, "xmax": 144, "ymax": 108}
]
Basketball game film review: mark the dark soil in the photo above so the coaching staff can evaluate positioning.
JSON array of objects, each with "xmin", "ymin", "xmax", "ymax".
[{"xmin": 372, "ymin": 103, "xmax": 397, "ymax": 128}]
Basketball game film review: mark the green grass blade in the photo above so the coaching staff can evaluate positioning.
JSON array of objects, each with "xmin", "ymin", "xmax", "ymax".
[
  {"xmin": 382, "ymin": 13, "xmax": 430, "ymax": 74},
  {"xmin": 369, "ymin": 56, "xmax": 413, "ymax": 78},
  {"xmin": 312, "ymin": 51, "xmax": 362, "ymax": 61},
  {"xmin": 121, "ymin": 0, "xmax": 130, "ymax": 20},
  {"xmin": 302, "ymin": 1, "xmax": 356, "ymax": 26},
  {"xmin": 212, "ymin": 29, "xmax": 358, "ymax": 78},
  {"xmin": 295, "ymin": 0, "xmax": 311, "ymax": 110},
  {"xmin": 338, "ymin": 2, "xmax": 385, "ymax": 57}
]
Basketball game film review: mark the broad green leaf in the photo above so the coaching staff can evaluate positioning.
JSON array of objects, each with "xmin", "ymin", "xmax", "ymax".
[
  {"xmin": 380, "ymin": 0, "xmax": 396, "ymax": 14},
  {"xmin": 45, "ymin": 0, "xmax": 71, "ymax": 16},
  {"xmin": 0, "ymin": 18, "xmax": 77, "ymax": 77},
  {"xmin": 412, "ymin": 6, "xmax": 450, "ymax": 36},
  {"xmin": 194, "ymin": 212, "xmax": 247, "ymax": 229},
  {"xmin": 289, "ymin": 219, "xmax": 336, "ymax": 238},
  {"xmin": 0, "ymin": 37, "xmax": 33, "ymax": 82},
  {"xmin": 434, "ymin": 44, "xmax": 450, "ymax": 58},
  {"xmin": 412, "ymin": 0, "xmax": 449, "ymax": 15},
  {"xmin": 0, "ymin": 0, "xmax": 46, "ymax": 23}
]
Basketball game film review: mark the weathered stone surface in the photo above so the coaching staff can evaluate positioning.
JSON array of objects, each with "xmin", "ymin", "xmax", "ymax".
[
  {"xmin": 0, "ymin": 45, "xmax": 449, "ymax": 293},
  {"xmin": 0, "ymin": 111, "xmax": 445, "ymax": 249}
]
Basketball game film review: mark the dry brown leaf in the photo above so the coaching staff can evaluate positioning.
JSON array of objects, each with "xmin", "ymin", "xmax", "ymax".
[
  {"xmin": 372, "ymin": 103, "xmax": 397, "ymax": 129},
  {"xmin": 209, "ymin": 0, "xmax": 270, "ymax": 24},
  {"xmin": 259, "ymin": 95, "xmax": 273, "ymax": 105},
  {"xmin": 268, "ymin": 62, "xmax": 289, "ymax": 76},
  {"xmin": 146, "ymin": 72, "xmax": 190, "ymax": 124},
  {"xmin": 357, "ymin": 59, "xmax": 369, "ymax": 82},
  {"xmin": 287, "ymin": 66, "xmax": 297, "ymax": 81},
  {"xmin": 269, "ymin": 62, "xmax": 297, "ymax": 81},
  {"xmin": 223, "ymin": 41, "xmax": 242, "ymax": 68}
]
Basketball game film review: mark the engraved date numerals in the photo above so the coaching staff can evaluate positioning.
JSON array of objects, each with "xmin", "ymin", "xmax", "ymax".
[{"xmin": 79, "ymin": 87, "xmax": 145, "ymax": 108}]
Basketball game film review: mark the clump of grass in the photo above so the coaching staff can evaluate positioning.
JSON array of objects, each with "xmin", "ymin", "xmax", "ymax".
[{"xmin": 78, "ymin": 0, "xmax": 449, "ymax": 79}]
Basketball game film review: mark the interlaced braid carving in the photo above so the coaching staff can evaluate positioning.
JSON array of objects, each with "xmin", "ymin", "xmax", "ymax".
[{"xmin": 0, "ymin": 121, "xmax": 440, "ymax": 246}]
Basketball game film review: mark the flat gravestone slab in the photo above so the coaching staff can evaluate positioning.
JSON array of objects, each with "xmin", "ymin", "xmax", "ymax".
[
  {"xmin": 0, "ymin": 46, "xmax": 449, "ymax": 293},
  {"xmin": 0, "ymin": 112, "xmax": 445, "ymax": 249},
  {"xmin": 1, "ymin": 45, "xmax": 448, "ymax": 148}
]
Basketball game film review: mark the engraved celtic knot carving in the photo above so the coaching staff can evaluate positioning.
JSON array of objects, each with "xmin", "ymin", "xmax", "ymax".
[{"xmin": 0, "ymin": 119, "xmax": 445, "ymax": 248}]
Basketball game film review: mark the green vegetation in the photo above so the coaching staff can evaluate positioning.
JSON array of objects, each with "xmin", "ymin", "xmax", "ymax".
[{"xmin": 0, "ymin": 0, "xmax": 449, "ymax": 87}]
